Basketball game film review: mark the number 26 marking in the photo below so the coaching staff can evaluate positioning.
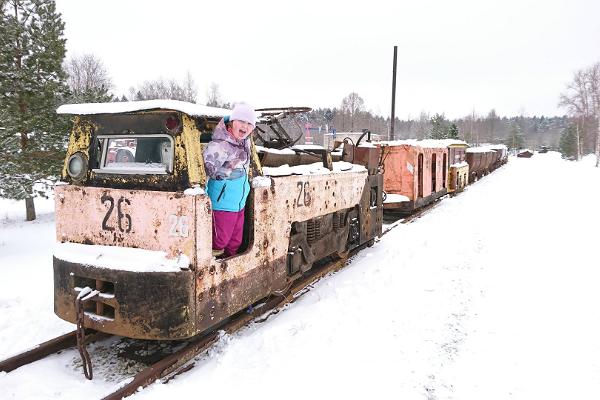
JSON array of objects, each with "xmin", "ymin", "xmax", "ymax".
[
  {"xmin": 169, "ymin": 215, "xmax": 189, "ymax": 237},
  {"xmin": 296, "ymin": 182, "xmax": 311, "ymax": 207},
  {"xmin": 101, "ymin": 194, "xmax": 132, "ymax": 233}
]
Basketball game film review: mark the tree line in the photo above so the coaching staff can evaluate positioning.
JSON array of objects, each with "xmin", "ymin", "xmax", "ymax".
[{"xmin": 301, "ymin": 102, "xmax": 567, "ymax": 151}]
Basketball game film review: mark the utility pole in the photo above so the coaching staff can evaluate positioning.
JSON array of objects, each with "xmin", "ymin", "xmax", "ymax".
[{"xmin": 390, "ymin": 46, "xmax": 397, "ymax": 141}]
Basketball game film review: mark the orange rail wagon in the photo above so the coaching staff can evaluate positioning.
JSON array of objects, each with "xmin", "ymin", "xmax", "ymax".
[{"xmin": 380, "ymin": 140, "xmax": 465, "ymax": 214}]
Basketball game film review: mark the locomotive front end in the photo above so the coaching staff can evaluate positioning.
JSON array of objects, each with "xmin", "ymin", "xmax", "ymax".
[{"xmin": 53, "ymin": 185, "xmax": 199, "ymax": 339}]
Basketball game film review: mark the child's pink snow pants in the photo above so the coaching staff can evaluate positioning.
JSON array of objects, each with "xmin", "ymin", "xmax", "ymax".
[{"xmin": 212, "ymin": 208, "xmax": 245, "ymax": 257}]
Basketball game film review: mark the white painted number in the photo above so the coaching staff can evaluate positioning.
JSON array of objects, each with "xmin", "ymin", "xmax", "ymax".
[{"xmin": 168, "ymin": 215, "xmax": 190, "ymax": 237}]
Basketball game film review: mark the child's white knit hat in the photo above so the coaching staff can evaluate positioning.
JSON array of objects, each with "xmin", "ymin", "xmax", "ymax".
[{"xmin": 230, "ymin": 102, "xmax": 256, "ymax": 126}]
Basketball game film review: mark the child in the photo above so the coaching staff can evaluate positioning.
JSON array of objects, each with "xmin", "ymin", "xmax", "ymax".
[{"xmin": 203, "ymin": 102, "xmax": 256, "ymax": 257}]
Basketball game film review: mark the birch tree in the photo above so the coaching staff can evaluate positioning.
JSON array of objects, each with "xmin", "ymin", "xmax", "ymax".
[
  {"xmin": 340, "ymin": 92, "xmax": 364, "ymax": 132},
  {"xmin": 206, "ymin": 81, "xmax": 229, "ymax": 107},
  {"xmin": 64, "ymin": 53, "xmax": 113, "ymax": 103},
  {"xmin": 588, "ymin": 63, "xmax": 600, "ymax": 166},
  {"xmin": 130, "ymin": 72, "xmax": 197, "ymax": 103},
  {"xmin": 559, "ymin": 62, "xmax": 600, "ymax": 165}
]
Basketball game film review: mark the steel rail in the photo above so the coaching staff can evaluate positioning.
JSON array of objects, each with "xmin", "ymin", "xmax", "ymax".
[{"xmin": 0, "ymin": 329, "xmax": 107, "ymax": 373}]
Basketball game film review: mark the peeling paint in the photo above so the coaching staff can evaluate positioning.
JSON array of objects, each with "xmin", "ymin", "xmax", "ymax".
[
  {"xmin": 181, "ymin": 114, "xmax": 206, "ymax": 186},
  {"xmin": 62, "ymin": 116, "xmax": 95, "ymax": 181}
]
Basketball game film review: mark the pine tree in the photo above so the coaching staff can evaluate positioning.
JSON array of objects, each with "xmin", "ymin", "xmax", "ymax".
[
  {"xmin": 504, "ymin": 122, "xmax": 525, "ymax": 151},
  {"xmin": 429, "ymin": 113, "xmax": 448, "ymax": 139},
  {"xmin": 0, "ymin": 0, "xmax": 69, "ymax": 220},
  {"xmin": 447, "ymin": 123, "xmax": 459, "ymax": 139},
  {"xmin": 559, "ymin": 124, "xmax": 578, "ymax": 159}
]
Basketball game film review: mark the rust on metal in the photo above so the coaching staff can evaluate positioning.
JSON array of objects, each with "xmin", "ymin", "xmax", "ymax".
[{"xmin": 74, "ymin": 288, "xmax": 99, "ymax": 379}]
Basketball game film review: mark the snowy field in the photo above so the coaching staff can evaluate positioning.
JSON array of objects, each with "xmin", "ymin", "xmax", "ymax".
[{"xmin": 1, "ymin": 152, "xmax": 600, "ymax": 399}]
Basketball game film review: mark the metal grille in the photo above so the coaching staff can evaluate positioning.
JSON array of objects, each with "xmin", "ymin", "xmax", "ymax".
[{"xmin": 307, "ymin": 219, "xmax": 321, "ymax": 244}]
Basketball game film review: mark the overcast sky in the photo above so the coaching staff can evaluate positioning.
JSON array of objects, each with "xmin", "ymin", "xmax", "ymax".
[{"xmin": 55, "ymin": 0, "xmax": 600, "ymax": 119}]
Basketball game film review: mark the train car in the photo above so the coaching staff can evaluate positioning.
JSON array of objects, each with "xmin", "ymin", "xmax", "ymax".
[
  {"xmin": 488, "ymin": 144, "xmax": 508, "ymax": 169},
  {"xmin": 465, "ymin": 146, "xmax": 496, "ymax": 181},
  {"xmin": 446, "ymin": 141, "xmax": 469, "ymax": 194},
  {"xmin": 379, "ymin": 140, "xmax": 449, "ymax": 214},
  {"xmin": 53, "ymin": 100, "xmax": 383, "ymax": 341}
]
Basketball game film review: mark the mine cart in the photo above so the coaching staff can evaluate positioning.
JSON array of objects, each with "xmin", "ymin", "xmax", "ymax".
[
  {"xmin": 466, "ymin": 146, "xmax": 497, "ymax": 181},
  {"xmin": 379, "ymin": 140, "xmax": 450, "ymax": 214}
]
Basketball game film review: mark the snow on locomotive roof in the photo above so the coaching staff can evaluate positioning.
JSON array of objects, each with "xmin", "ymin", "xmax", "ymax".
[
  {"xmin": 357, "ymin": 142, "xmax": 377, "ymax": 148},
  {"xmin": 263, "ymin": 161, "xmax": 366, "ymax": 177},
  {"xmin": 380, "ymin": 139, "xmax": 468, "ymax": 148},
  {"xmin": 255, "ymin": 146, "xmax": 296, "ymax": 155},
  {"xmin": 256, "ymin": 145, "xmax": 328, "ymax": 154},
  {"xmin": 292, "ymin": 144, "xmax": 326, "ymax": 151},
  {"xmin": 56, "ymin": 99, "xmax": 230, "ymax": 118}
]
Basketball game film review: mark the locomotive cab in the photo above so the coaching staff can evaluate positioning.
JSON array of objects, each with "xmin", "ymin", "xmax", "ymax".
[{"xmin": 53, "ymin": 100, "xmax": 383, "ymax": 341}]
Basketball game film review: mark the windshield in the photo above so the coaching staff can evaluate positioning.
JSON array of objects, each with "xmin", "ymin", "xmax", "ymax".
[{"xmin": 95, "ymin": 134, "xmax": 173, "ymax": 174}]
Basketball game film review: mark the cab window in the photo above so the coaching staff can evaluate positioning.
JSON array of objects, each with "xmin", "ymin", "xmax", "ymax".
[{"xmin": 94, "ymin": 134, "xmax": 174, "ymax": 174}]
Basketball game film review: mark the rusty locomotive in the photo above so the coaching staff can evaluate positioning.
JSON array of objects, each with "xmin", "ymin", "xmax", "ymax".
[{"xmin": 53, "ymin": 100, "xmax": 383, "ymax": 340}]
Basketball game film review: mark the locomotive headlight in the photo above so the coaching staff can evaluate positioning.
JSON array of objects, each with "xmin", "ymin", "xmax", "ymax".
[{"xmin": 67, "ymin": 152, "xmax": 88, "ymax": 181}]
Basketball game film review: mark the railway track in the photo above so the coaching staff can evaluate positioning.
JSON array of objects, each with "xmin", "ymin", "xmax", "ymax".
[{"xmin": 0, "ymin": 197, "xmax": 446, "ymax": 399}]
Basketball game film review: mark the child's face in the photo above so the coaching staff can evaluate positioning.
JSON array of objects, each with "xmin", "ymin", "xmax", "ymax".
[{"xmin": 228, "ymin": 120, "xmax": 254, "ymax": 140}]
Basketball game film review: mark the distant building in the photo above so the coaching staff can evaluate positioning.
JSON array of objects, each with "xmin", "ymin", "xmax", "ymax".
[
  {"xmin": 517, "ymin": 149, "xmax": 534, "ymax": 158},
  {"xmin": 321, "ymin": 131, "xmax": 384, "ymax": 150}
]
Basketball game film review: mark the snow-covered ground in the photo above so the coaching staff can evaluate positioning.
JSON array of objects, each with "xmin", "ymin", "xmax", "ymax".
[{"xmin": 1, "ymin": 152, "xmax": 600, "ymax": 399}]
